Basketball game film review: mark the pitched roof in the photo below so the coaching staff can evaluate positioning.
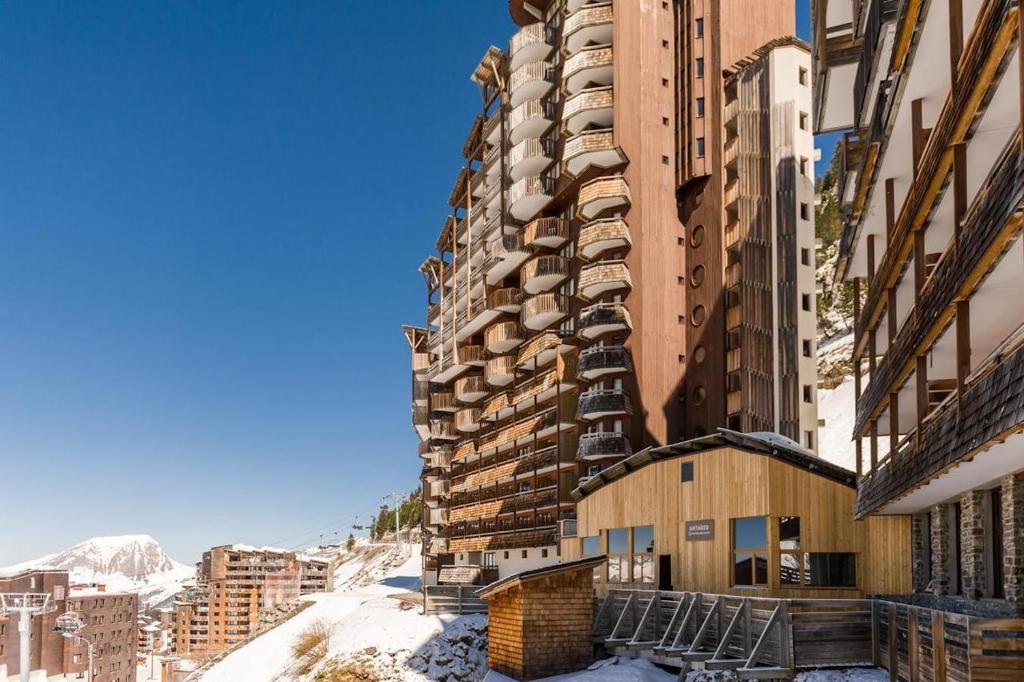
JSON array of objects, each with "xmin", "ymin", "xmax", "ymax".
[
  {"xmin": 572, "ymin": 428, "xmax": 857, "ymax": 501},
  {"xmin": 475, "ymin": 555, "xmax": 607, "ymax": 599}
]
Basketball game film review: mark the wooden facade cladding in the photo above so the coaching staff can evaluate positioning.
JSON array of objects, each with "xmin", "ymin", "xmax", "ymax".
[
  {"xmin": 856, "ymin": 340, "xmax": 1024, "ymax": 517},
  {"xmin": 853, "ymin": 137, "xmax": 1024, "ymax": 434},
  {"xmin": 565, "ymin": 441, "xmax": 911, "ymax": 598},
  {"xmin": 477, "ymin": 557, "xmax": 602, "ymax": 681},
  {"xmin": 448, "ymin": 527, "xmax": 557, "ymax": 553},
  {"xmin": 848, "ymin": 0, "xmax": 1019, "ymax": 360}
]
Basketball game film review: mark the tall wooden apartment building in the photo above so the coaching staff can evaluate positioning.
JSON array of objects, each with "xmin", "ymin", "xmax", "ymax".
[
  {"xmin": 814, "ymin": 0, "xmax": 1024, "ymax": 609},
  {"xmin": 172, "ymin": 545, "xmax": 331, "ymax": 656},
  {"xmin": 405, "ymin": 0, "xmax": 820, "ymax": 582}
]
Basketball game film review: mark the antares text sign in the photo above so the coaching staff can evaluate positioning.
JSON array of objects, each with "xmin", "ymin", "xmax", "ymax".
[{"xmin": 685, "ymin": 520, "xmax": 714, "ymax": 541}]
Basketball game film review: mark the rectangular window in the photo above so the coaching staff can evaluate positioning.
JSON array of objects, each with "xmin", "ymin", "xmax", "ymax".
[
  {"xmin": 695, "ymin": 17, "xmax": 704, "ymax": 37},
  {"xmin": 732, "ymin": 517, "xmax": 768, "ymax": 586},
  {"xmin": 804, "ymin": 553, "xmax": 857, "ymax": 587},
  {"xmin": 581, "ymin": 536, "xmax": 600, "ymax": 556},
  {"xmin": 799, "ymin": 112, "xmax": 809, "ymax": 130},
  {"xmin": 695, "ymin": 58, "xmax": 704, "ymax": 78},
  {"xmin": 632, "ymin": 526, "xmax": 655, "ymax": 584},
  {"xmin": 800, "ymin": 157, "xmax": 809, "ymax": 176},
  {"xmin": 779, "ymin": 517, "xmax": 801, "ymax": 585},
  {"xmin": 805, "ymin": 431, "xmax": 814, "ymax": 449},
  {"xmin": 680, "ymin": 461, "xmax": 694, "ymax": 482},
  {"xmin": 802, "ymin": 293, "xmax": 811, "ymax": 311},
  {"xmin": 483, "ymin": 552, "xmax": 496, "ymax": 567},
  {"xmin": 803, "ymin": 385, "xmax": 812, "ymax": 402},
  {"xmin": 696, "ymin": 137, "xmax": 705, "ymax": 158},
  {"xmin": 800, "ymin": 203, "xmax": 810, "ymax": 221},
  {"xmin": 607, "ymin": 528, "xmax": 629, "ymax": 582},
  {"xmin": 696, "ymin": 97, "xmax": 705, "ymax": 118},
  {"xmin": 798, "ymin": 67, "xmax": 808, "ymax": 85},
  {"xmin": 801, "ymin": 248, "xmax": 810, "ymax": 266},
  {"xmin": 802, "ymin": 339, "xmax": 812, "ymax": 357}
]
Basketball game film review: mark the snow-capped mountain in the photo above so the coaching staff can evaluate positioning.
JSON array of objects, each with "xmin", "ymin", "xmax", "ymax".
[{"xmin": 1, "ymin": 535, "xmax": 195, "ymax": 610}]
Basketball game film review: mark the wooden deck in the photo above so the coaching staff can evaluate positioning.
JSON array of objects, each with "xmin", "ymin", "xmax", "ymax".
[{"xmin": 594, "ymin": 589, "xmax": 1024, "ymax": 680}]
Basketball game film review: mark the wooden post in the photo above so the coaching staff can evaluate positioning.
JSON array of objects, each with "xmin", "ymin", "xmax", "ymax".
[
  {"xmin": 885, "ymin": 179, "xmax": 896, "ymax": 241},
  {"xmin": 867, "ymin": 234, "xmax": 876, "ymax": 281},
  {"xmin": 856, "ymin": 438, "xmax": 864, "ymax": 477},
  {"xmin": 889, "ymin": 391, "xmax": 900, "ymax": 454},
  {"xmin": 953, "ymin": 142, "xmax": 967, "ymax": 247},
  {"xmin": 871, "ymin": 601, "xmax": 881, "ymax": 666},
  {"xmin": 869, "ymin": 327, "xmax": 877, "ymax": 378},
  {"xmin": 911, "ymin": 100, "xmax": 925, "ymax": 174},
  {"xmin": 908, "ymin": 607, "xmax": 919, "ymax": 682},
  {"xmin": 956, "ymin": 299, "xmax": 971, "ymax": 416},
  {"xmin": 870, "ymin": 419, "xmax": 879, "ymax": 470},
  {"xmin": 888, "ymin": 604, "xmax": 898, "ymax": 682},
  {"xmin": 949, "ymin": 0, "xmax": 963, "ymax": 89},
  {"xmin": 887, "ymin": 288, "xmax": 898, "ymax": 344},
  {"xmin": 932, "ymin": 611, "xmax": 946, "ymax": 680},
  {"xmin": 916, "ymin": 354, "xmax": 929, "ymax": 442},
  {"xmin": 778, "ymin": 601, "xmax": 791, "ymax": 668},
  {"xmin": 914, "ymin": 231, "xmax": 926, "ymax": 293}
]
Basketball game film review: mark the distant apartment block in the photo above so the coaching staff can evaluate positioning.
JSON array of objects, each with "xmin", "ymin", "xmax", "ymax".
[
  {"xmin": 404, "ymin": 0, "xmax": 818, "ymax": 582},
  {"xmin": 0, "ymin": 569, "xmax": 137, "ymax": 682},
  {"xmin": 173, "ymin": 545, "xmax": 331, "ymax": 656},
  {"xmin": 815, "ymin": 0, "xmax": 1024, "ymax": 610}
]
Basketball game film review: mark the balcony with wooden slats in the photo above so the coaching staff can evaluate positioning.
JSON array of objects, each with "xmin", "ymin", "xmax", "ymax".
[
  {"xmin": 521, "ymin": 292, "xmax": 571, "ymax": 331},
  {"xmin": 521, "ymin": 254, "xmax": 570, "ymax": 294},
  {"xmin": 485, "ymin": 320, "xmax": 526, "ymax": 354},
  {"xmin": 578, "ymin": 259, "xmax": 631, "ymax": 300},
  {"xmin": 577, "ymin": 175, "xmax": 630, "ymax": 220},
  {"xmin": 564, "ymin": 1, "xmax": 612, "ymax": 55},
  {"xmin": 563, "ymin": 129, "xmax": 626, "ymax": 176}
]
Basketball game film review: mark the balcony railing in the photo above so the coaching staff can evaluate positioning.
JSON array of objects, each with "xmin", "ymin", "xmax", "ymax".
[
  {"xmin": 521, "ymin": 254, "xmax": 570, "ymax": 294},
  {"xmin": 564, "ymin": 45, "xmax": 613, "ymax": 95},
  {"xmin": 578, "ymin": 217, "xmax": 631, "ymax": 260},
  {"xmin": 577, "ymin": 431, "xmax": 631, "ymax": 460},
  {"xmin": 577, "ymin": 175, "xmax": 630, "ymax": 220},
  {"xmin": 485, "ymin": 320, "xmax": 526, "ymax": 354},
  {"xmin": 487, "ymin": 287, "xmax": 524, "ymax": 313},
  {"xmin": 577, "ymin": 345, "xmax": 632, "ymax": 380},
  {"xmin": 454, "ymin": 374, "xmax": 488, "ymax": 403},
  {"xmin": 852, "ymin": 0, "xmax": 900, "ymax": 123},
  {"xmin": 430, "ymin": 392, "xmax": 457, "ymax": 413},
  {"xmin": 564, "ymin": 2, "xmax": 613, "ymax": 55},
  {"xmin": 508, "ymin": 61, "xmax": 555, "ymax": 108},
  {"xmin": 508, "ymin": 174, "xmax": 555, "ymax": 221},
  {"xmin": 484, "ymin": 355, "xmax": 518, "ymax": 387},
  {"xmin": 509, "ymin": 22, "xmax": 556, "ymax": 71},
  {"xmin": 459, "ymin": 344, "xmax": 486, "ymax": 366},
  {"xmin": 563, "ymin": 85, "xmax": 613, "ymax": 135},
  {"xmin": 508, "ymin": 98, "xmax": 556, "ymax": 146},
  {"xmin": 577, "ymin": 388, "xmax": 632, "ymax": 421},
  {"xmin": 456, "ymin": 407, "xmax": 484, "ymax": 433},
  {"xmin": 564, "ymin": 129, "xmax": 625, "ymax": 176},
  {"xmin": 523, "ymin": 217, "xmax": 569, "ymax": 249},
  {"xmin": 508, "ymin": 136, "xmax": 555, "ymax": 182},
  {"xmin": 578, "ymin": 302, "xmax": 632, "ymax": 340},
  {"xmin": 578, "ymin": 259, "xmax": 631, "ymax": 300},
  {"xmin": 521, "ymin": 292, "xmax": 571, "ymax": 331},
  {"xmin": 429, "ymin": 419, "xmax": 459, "ymax": 441},
  {"xmin": 516, "ymin": 331, "xmax": 564, "ymax": 369}
]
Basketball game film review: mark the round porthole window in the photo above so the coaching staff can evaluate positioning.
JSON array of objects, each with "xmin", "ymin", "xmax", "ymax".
[
  {"xmin": 690, "ymin": 224, "xmax": 706, "ymax": 248},
  {"xmin": 691, "ymin": 264, "xmax": 706, "ymax": 288},
  {"xmin": 692, "ymin": 386, "xmax": 707, "ymax": 406},
  {"xmin": 691, "ymin": 304, "xmax": 706, "ymax": 326},
  {"xmin": 693, "ymin": 345, "xmax": 706, "ymax": 365}
]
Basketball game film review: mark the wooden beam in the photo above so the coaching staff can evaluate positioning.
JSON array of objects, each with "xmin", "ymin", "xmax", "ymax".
[
  {"xmin": 911, "ymin": 100, "xmax": 925, "ymax": 173},
  {"xmin": 885, "ymin": 179, "xmax": 897, "ymax": 240},
  {"xmin": 742, "ymin": 603, "xmax": 781, "ymax": 670},
  {"xmin": 914, "ymin": 230, "xmax": 926, "ymax": 294},
  {"xmin": 949, "ymin": 0, "xmax": 963, "ymax": 89},
  {"xmin": 887, "ymin": 288, "xmax": 898, "ymax": 344},
  {"xmin": 916, "ymin": 354, "xmax": 929, "ymax": 443},
  {"xmin": 889, "ymin": 391, "xmax": 900, "ymax": 454},
  {"xmin": 952, "ymin": 142, "xmax": 967, "ymax": 246},
  {"xmin": 856, "ymin": 438, "xmax": 864, "ymax": 477},
  {"xmin": 867, "ymin": 235, "xmax": 876, "ymax": 280},
  {"xmin": 870, "ymin": 419, "xmax": 879, "ymax": 470},
  {"xmin": 956, "ymin": 299, "xmax": 971, "ymax": 416}
]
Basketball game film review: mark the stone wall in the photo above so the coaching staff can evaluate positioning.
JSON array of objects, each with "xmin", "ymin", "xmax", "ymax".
[
  {"xmin": 930, "ymin": 505, "xmax": 951, "ymax": 596},
  {"xmin": 911, "ymin": 513, "xmax": 930, "ymax": 592},
  {"xmin": 960, "ymin": 491, "xmax": 987, "ymax": 599},
  {"xmin": 1003, "ymin": 473, "xmax": 1024, "ymax": 610}
]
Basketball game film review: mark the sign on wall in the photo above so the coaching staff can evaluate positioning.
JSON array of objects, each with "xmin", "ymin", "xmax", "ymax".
[{"xmin": 685, "ymin": 519, "xmax": 714, "ymax": 541}]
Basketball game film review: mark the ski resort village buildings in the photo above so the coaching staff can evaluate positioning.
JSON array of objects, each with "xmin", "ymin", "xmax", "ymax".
[
  {"xmin": 815, "ymin": 0, "xmax": 1024, "ymax": 612},
  {"xmin": 404, "ymin": 0, "xmax": 820, "ymax": 584},
  {"xmin": 172, "ymin": 545, "xmax": 331, "ymax": 656},
  {"xmin": 0, "ymin": 569, "xmax": 138, "ymax": 682}
]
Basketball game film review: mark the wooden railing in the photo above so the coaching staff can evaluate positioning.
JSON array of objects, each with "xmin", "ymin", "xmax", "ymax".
[{"xmin": 423, "ymin": 585, "xmax": 488, "ymax": 615}]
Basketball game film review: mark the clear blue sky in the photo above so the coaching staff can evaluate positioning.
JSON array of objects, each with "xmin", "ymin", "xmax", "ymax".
[{"xmin": 0, "ymin": 2, "xmax": 817, "ymax": 566}]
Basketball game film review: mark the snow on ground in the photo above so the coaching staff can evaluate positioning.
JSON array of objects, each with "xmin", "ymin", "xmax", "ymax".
[
  {"xmin": 196, "ymin": 542, "xmax": 486, "ymax": 682},
  {"xmin": 818, "ymin": 374, "xmax": 857, "ymax": 471}
]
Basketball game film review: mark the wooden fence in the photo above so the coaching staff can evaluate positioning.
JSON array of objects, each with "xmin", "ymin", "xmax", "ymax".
[
  {"xmin": 423, "ymin": 585, "xmax": 488, "ymax": 615},
  {"xmin": 595, "ymin": 590, "xmax": 1024, "ymax": 680}
]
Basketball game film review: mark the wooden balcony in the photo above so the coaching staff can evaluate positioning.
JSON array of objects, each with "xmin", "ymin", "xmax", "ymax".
[
  {"xmin": 508, "ymin": 61, "xmax": 555, "ymax": 108},
  {"xmin": 508, "ymin": 135, "xmax": 554, "ymax": 182},
  {"xmin": 578, "ymin": 259, "xmax": 631, "ymax": 300},
  {"xmin": 516, "ymin": 331, "xmax": 565, "ymax": 369},
  {"xmin": 577, "ymin": 431, "xmax": 631, "ymax": 460},
  {"xmin": 521, "ymin": 254, "xmax": 570, "ymax": 294},
  {"xmin": 485, "ymin": 320, "xmax": 526, "ymax": 354},
  {"xmin": 577, "ymin": 345, "xmax": 632, "ymax": 381},
  {"xmin": 563, "ymin": 85, "xmax": 613, "ymax": 135},
  {"xmin": 564, "ymin": 45, "xmax": 613, "ymax": 95},
  {"xmin": 430, "ymin": 391, "xmax": 457, "ymax": 413},
  {"xmin": 578, "ymin": 302, "xmax": 632, "ymax": 340},
  {"xmin": 578, "ymin": 217, "xmax": 631, "ymax": 260},
  {"xmin": 460, "ymin": 344, "xmax": 486, "ymax": 367},
  {"xmin": 508, "ymin": 98, "xmax": 556, "ymax": 146},
  {"xmin": 429, "ymin": 418, "xmax": 459, "ymax": 441},
  {"xmin": 577, "ymin": 175, "xmax": 630, "ymax": 220},
  {"xmin": 484, "ymin": 354, "xmax": 518, "ymax": 387},
  {"xmin": 523, "ymin": 217, "xmax": 569, "ymax": 249},
  {"xmin": 487, "ymin": 287, "xmax": 524, "ymax": 314},
  {"xmin": 577, "ymin": 388, "xmax": 632, "ymax": 421},
  {"xmin": 456, "ymin": 407, "xmax": 484, "ymax": 433},
  {"xmin": 521, "ymin": 293, "xmax": 571, "ymax": 331},
  {"xmin": 564, "ymin": 129, "xmax": 626, "ymax": 176},
  {"xmin": 508, "ymin": 174, "xmax": 555, "ymax": 221},
  {"xmin": 509, "ymin": 22, "xmax": 554, "ymax": 72},
  {"xmin": 454, "ymin": 374, "xmax": 488, "ymax": 403},
  {"xmin": 564, "ymin": 2, "xmax": 613, "ymax": 55}
]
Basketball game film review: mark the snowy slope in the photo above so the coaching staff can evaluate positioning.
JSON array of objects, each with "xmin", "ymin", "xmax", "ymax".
[{"xmin": 1, "ymin": 535, "xmax": 194, "ymax": 610}]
